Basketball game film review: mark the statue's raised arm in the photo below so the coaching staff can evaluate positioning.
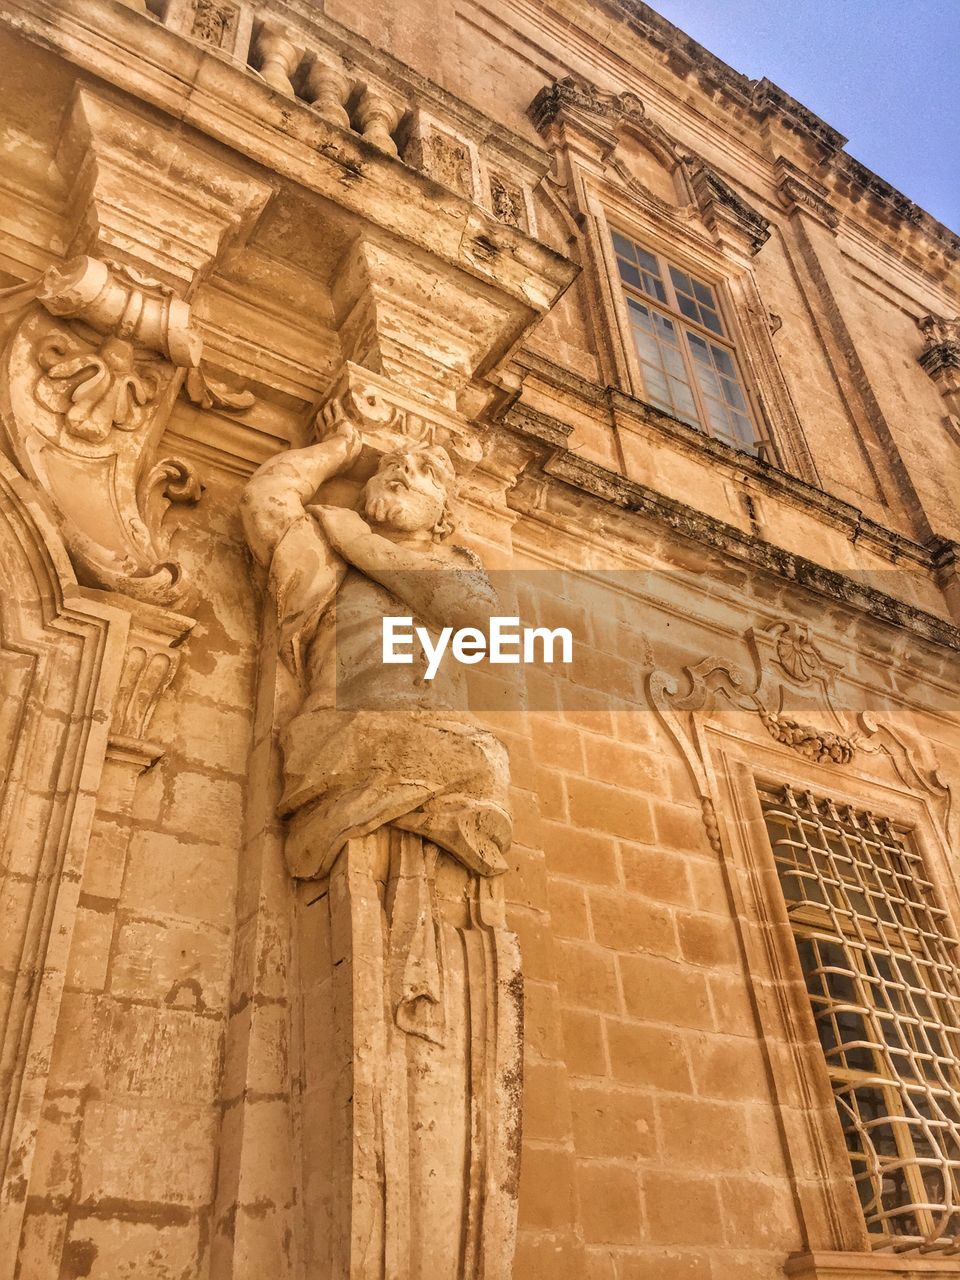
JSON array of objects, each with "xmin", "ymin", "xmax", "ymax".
[{"xmin": 240, "ymin": 423, "xmax": 361, "ymax": 676}]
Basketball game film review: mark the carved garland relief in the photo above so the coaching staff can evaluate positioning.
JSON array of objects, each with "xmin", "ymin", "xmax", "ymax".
[{"xmin": 649, "ymin": 619, "xmax": 860, "ymax": 784}]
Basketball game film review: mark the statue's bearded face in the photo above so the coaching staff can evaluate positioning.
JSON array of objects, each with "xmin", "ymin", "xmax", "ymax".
[{"xmin": 362, "ymin": 446, "xmax": 455, "ymax": 535}]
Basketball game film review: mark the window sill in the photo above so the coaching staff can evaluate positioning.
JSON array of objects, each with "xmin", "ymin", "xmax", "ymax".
[{"xmin": 787, "ymin": 1251, "xmax": 960, "ymax": 1278}]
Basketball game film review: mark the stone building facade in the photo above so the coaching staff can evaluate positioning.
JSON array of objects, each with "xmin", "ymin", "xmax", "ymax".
[{"xmin": 1, "ymin": 1, "xmax": 959, "ymax": 1278}]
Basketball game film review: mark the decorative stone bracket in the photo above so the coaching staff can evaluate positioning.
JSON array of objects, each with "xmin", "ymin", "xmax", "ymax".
[
  {"xmin": 775, "ymin": 157, "xmax": 840, "ymax": 232},
  {"xmin": 103, "ymin": 591, "xmax": 196, "ymax": 771},
  {"xmin": 316, "ymin": 361, "xmax": 485, "ymax": 472},
  {"xmin": 0, "ymin": 256, "xmax": 204, "ymax": 607},
  {"xmin": 0, "ymin": 81, "xmax": 275, "ymax": 607},
  {"xmin": 917, "ymin": 313, "xmax": 960, "ymax": 420},
  {"xmin": 649, "ymin": 617, "xmax": 954, "ymax": 852}
]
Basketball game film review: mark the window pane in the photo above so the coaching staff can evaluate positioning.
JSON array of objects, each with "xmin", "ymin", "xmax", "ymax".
[
  {"xmin": 687, "ymin": 333, "xmax": 711, "ymax": 366},
  {"xmin": 722, "ymin": 379, "xmax": 747, "ymax": 411},
  {"xmin": 761, "ymin": 786, "xmax": 960, "ymax": 1255},
  {"xmin": 614, "ymin": 232, "xmax": 667, "ymax": 302},
  {"xmin": 618, "ymin": 260, "xmax": 643, "ymax": 290},
  {"xmin": 612, "ymin": 231, "xmax": 636, "ymax": 260},
  {"xmin": 626, "ymin": 301, "xmax": 701, "ymax": 428},
  {"xmin": 677, "ymin": 293, "xmax": 699, "ymax": 322},
  {"xmin": 613, "ymin": 234, "xmax": 760, "ymax": 451},
  {"xmin": 683, "ymin": 330, "xmax": 756, "ymax": 454},
  {"xmin": 627, "ymin": 298, "xmax": 653, "ymax": 331},
  {"xmin": 669, "ymin": 265, "xmax": 726, "ymax": 335},
  {"xmin": 643, "ymin": 272, "xmax": 667, "ymax": 303}
]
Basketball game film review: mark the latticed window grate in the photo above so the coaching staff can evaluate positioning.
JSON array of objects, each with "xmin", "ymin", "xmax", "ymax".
[{"xmin": 760, "ymin": 785, "xmax": 960, "ymax": 1254}]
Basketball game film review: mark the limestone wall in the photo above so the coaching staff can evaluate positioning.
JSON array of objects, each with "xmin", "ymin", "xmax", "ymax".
[{"xmin": 0, "ymin": 2, "xmax": 958, "ymax": 1279}]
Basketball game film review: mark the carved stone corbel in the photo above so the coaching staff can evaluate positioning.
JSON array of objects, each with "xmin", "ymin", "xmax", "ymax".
[
  {"xmin": 0, "ymin": 256, "xmax": 203, "ymax": 606},
  {"xmin": 917, "ymin": 314, "xmax": 960, "ymax": 418},
  {"xmin": 775, "ymin": 158, "xmax": 841, "ymax": 232},
  {"xmin": 102, "ymin": 593, "xmax": 195, "ymax": 771},
  {"xmin": 681, "ymin": 158, "xmax": 771, "ymax": 256},
  {"xmin": 0, "ymin": 83, "xmax": 274, "ymax": 608}
]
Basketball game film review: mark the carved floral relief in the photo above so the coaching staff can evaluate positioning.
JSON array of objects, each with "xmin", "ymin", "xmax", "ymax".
[{"xmin": 0, "ymin": 256, "xmax": 204, "ymax": 606}]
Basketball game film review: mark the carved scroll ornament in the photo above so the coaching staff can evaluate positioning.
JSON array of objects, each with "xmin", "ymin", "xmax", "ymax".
[
  {"xmin": 649, "ymin": 619, "xmax": 859, "ymax": 795},
  {"xmin": 0, "ymin": 256, "xmax": 203, "ymax": 606}
]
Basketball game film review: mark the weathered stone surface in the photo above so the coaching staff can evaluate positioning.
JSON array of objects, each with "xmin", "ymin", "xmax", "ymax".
[{"xmin": 0, "ymin": 0, "xmax": 958, "ymax": 1278}]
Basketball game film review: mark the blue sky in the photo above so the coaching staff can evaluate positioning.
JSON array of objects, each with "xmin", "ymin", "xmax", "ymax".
[{"xmin": 650, "ymin": 0, "xmax": 960, "ymax": 232}]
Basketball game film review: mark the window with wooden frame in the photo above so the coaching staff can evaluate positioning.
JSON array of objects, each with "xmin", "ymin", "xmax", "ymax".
[
  {"xmin": 761, "ymin": 783, "xmax": 960, "ymax": 1255},
  {"xmin": 611, "ymin": 229, "xmax": 764, "ymax": 456}
]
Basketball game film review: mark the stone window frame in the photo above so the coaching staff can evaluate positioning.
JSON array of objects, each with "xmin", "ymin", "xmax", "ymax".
[
  {"xmin": 572, "ymin": 166, "xmax": 819, "ymax": 484},
  {"xmin": 603, "ymin": 225, "xmax": 767, "ymax": 456},
  {"xmin": 711, "ymin": 727, "xmax": 960, "ymax": 1278}
]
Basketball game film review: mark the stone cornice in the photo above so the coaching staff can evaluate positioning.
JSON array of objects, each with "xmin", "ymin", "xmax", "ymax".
[
  {"xmin": 502, "ymin": 424, "xmax": 960, "ymax": 667},
  {"xmin": 510, "ymin": 349, "xmax": 942, "ymax": 571},
  {"xmin": 0, "ymin": 0, "xmax": 575, "ymax": 321},
  {"xmin": 602, "ymin": 0, "xmax": 960, "ymax": 272}
]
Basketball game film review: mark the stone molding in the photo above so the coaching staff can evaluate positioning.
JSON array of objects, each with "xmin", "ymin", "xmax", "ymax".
[
  {"xmin": 99, "ymin": 590, "xmax": 195, "ymax": 770},
  {"xmin": 0, "ymin": 82, "xmax": 274, "ymax": 606},
  {"xmin": 787, "ymin": 1251, "xmax": 960, "ymax": 1278},
  {"xmin": 500, "ymin": 391, "xmax": 960, "ymax": 657},
  {"xmin": 57, "ymin": 84, "xmax": 274, "ymax": 293},
  {"xmin": 683, "ymin": 158, "xmax": 771, "ymax": 255},
  {"xmin": 648, "ymin": 619, "xmax": 860, "ymax": 788},
  {"xmin": 530, "ymin": 74, "xmax": 770, "ymax": 258},
  {"xmin": 0, "ymin": 454, "xmax": 194, "ymax": 1277}
]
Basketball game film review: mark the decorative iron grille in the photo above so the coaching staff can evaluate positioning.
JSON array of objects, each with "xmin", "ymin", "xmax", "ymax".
[{"xmin": 760, "ymin": 785, "xmax": 960, "ymax": 1253}]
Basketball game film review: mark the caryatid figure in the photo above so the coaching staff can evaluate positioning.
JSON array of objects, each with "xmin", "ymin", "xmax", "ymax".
[
  {"xmin": 241, "ymin": 416, "xmax": 521, "ymax": 1278},
  {"xmin": 241, "ymin": 418, "xmax": 513, "ymax": 1002}
]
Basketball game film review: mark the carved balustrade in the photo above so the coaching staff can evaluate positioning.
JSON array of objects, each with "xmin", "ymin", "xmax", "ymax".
[{"xmin": 143, "ymin": 0, "xmax": 541, "ymax": 232}]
